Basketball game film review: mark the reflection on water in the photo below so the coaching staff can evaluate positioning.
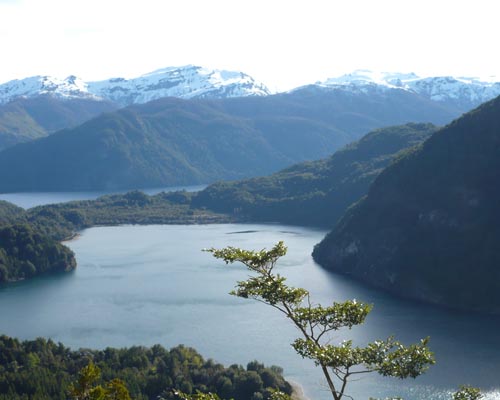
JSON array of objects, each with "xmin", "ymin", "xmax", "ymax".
[{"xmin": 0, "ymin": 224, "xmax": 499, "ymax": 400}]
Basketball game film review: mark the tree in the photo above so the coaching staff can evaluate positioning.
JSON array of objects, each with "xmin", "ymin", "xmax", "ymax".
[
  {"xmin": 69, "ymin": 362, "xmax": 131, "ymax": 400},
  {"xmin": 453, "ymin": 386, "xmax": 483, "ymax": 400},
  {"xmin": 206, "ymin": 241, "xmax": 435, "ymax": 400}
]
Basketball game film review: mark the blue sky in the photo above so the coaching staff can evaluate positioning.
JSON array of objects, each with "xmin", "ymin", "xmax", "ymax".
[{"xmin": 0, "ymin": 0, "xmax": 499, "ymax": 91}]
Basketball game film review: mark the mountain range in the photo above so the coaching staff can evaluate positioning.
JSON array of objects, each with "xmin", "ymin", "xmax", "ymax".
[
  {"xmin": 1, "ymin": 66, "xmax": 499, "ymax": 152},
  {"xmin": 0, "ymin": 85, "xmax": 461, "ymax": 192},
  {"xmin": 3, "ymin": 67, "xmax": 499, "ymax": 109},
  {"xmin": 314, "ymin": 69, "xmax": 500, "ymax": 110},
  {"xmin": 0, "ymin": 66, "xmax": 271, "ymax": 106}
]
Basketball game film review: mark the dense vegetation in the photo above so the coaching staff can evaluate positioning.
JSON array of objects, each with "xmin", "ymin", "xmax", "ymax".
[
  {"xmin": 0, "ymin": 96, "xmax": 117, "ymax": 150},
  {"xmin": 193, "ymin": 123, "xmax": 435, "ymax": 227},
  {"xmin": 25, "ymin": 191, "xmax": 232, "ymax": 241},
  {"xmin": 313, "ymin": 95, "xmax": 500, "ymax": 313},
  {"xmin": 0, "ymin": 85, "xmax": 461, "ymax": 191},
  {"xmin": 0, "ymin": 224, "xmax": 75, "ymax": 282},
  {"xmin": 0, "ymin": 335, "xmax": 292, "ymax": 400},
  {"xmin": 0, "ymin": 201, "xmax": 25, "ymax": 225}
]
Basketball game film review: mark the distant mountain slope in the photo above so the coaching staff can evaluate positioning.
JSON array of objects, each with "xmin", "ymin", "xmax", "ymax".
[
  {"xmin": 0, "ymin": 83, "xmax": 460, "ymax": 192},
  {"xmin": 0, "ymin": 96, "xmax": 118, "ymax": 150},
  {"xmin": 0, "ymin": 97, "xmax": 352, "ymax": 192},
  {"xmin": 193, "ymin": 123, "xmax": 435, "ymax": 227},
  {"xmin": 313, "ymin": 95, "xmax": 500, "ymax": 313},
  {"xmin": 215, "ymin": 84, "xmax": 457, "ymax": 136}
]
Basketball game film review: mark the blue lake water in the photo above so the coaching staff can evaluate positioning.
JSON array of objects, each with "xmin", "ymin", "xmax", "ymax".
[{"xmin": 0, "ymin": 223, "xmax": 499, "ymax": 400}]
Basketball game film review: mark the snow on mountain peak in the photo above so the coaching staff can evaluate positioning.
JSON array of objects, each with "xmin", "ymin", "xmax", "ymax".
[
  {"xmin": 0, "ymin": 75, "xmax": 99, "ymax": 105},
  {"xmin": 0, "ymin": 66, "xmax": 271, "ymax": 106},
  {"xmin": 86, "ymin": 65, "xmax": 271, "ymax": 105},
  {"xmin": 317, "ymin": 70, "xmax": 500, "ymax": 106}
]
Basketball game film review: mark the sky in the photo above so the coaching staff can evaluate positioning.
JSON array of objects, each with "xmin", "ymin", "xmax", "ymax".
[{"xmin": 0, "ymin": 0, "xmax": 499, "ymax": 91}]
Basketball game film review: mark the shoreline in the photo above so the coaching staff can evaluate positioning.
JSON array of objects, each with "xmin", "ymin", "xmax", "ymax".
[{"xmin": 61, "ymin": 232, "xmax": 81, "ymax": 243}]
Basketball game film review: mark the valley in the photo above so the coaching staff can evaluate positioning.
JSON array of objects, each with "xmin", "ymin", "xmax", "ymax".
[{"xmin": 1, "ymin": 65, "xmax": 500, "ymax": 400}]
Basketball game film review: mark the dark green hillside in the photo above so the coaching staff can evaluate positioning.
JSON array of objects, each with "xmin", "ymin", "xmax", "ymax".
[
  {"xmin": 0, "ymin": 96, "xmax": 117, "ymax": 150},
  {"xmin": 193, "ymin": 123, "xmax": 435, "ymax": 227},
  {"xmin": 313, "ymin": 95, "xmax": 500, "ymax": 313},
  {"xmin": 0, "ymin": 223, "xmax": 76, "ymax": 282},
  {"xmin": 0, "ymin": 85, "xmax": 464, "ymax": 192},
  {"xmin": 0, "ymin": 335, "xmax": 292, "ymax": 400},
  {"xmin": 0, "ymin": 201, "xmax": 25, "ymax": 225}
]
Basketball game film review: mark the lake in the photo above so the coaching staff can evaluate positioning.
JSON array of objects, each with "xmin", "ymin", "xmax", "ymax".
[{"xmin": 1, "ymin": 223, "xmax": 499, "ymax": 400}]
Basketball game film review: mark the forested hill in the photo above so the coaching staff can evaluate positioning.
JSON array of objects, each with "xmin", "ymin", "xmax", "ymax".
[
  {"xmin": 313, "ymin": 95, "xmax": 500, "ymax": 313},
  {"xmin": 0, "ymin": 223, "xmax": 76, "ymax": 283},
  {"xmin": 0, "ymin": 84, "xmax": 461, "ymax": 192},
  {"xmin": 0, "ymin": 200, "xmax": 25, "ymax": 225},
  {"xmin": 193, "ymin": 123, "xmax": 436, "ymax": 227},
  {"xmin": 0, "ymin": 202, "xmax": 76, "ymax": 284},
  {"xmin": 0, "ymin": 334, "xmax": 292, "ymax": 400}
]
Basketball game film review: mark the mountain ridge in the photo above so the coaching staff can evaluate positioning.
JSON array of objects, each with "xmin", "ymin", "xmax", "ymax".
[
  {"xmin": 2, "ymin": 67, "xmax": 500, "ymax": 110},
  {"xmin": 303, "ymin": 69, "xmax": 500, "ymax": 110},
  {"xmin": 0, "ymin": 65, "xmax": 271, "ymax": 106},
  {"xmin": 0, "ymin": 85, "xmax": 462, "ymax": 192}
]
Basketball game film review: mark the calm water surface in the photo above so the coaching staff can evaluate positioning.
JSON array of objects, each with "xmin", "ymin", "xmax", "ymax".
[{"xmin": 0, "ymin": 224, "xmax": 499, "ymax": 400}]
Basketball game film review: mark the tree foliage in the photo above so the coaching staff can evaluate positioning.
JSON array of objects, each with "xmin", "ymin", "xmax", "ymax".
[
  {"xmin": 0, "ymin": 223, "xmax": 76, "ymax": 283},
  {"xmin": 452, "ymin": 385, "xmax": 483, "ymax": 400},
  {"xmin": 69, "ymin": 362, "xmax": 131, "ymax": 400},
  {"xmin": 0, "ymin": 335, "xmax": 292, "ymax": 400},
  {"xmin": 207, "ymin": 241, "xmax": 435, "ymax": 400}
]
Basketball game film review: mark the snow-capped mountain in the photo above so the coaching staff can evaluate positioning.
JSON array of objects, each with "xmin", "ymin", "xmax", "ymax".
[
  {"xmin": 88, "ymin": 65, "xmax": 271, "ymax": 106},
  {"xmin": 315, "ymin": 70, "xmax": 500, "ymax": 108},
  {"xmin": 0, "ymin": 66, "xmax": 271, "ymax": 106},
  {"xmin": 0, "ymin": 75, "xmax": 99, "ymax": 105}
]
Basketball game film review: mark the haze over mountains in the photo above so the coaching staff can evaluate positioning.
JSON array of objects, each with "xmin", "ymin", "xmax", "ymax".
[{"xmin": 0, "ymin": 87, "xmax": 459, "ymax": 192}]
